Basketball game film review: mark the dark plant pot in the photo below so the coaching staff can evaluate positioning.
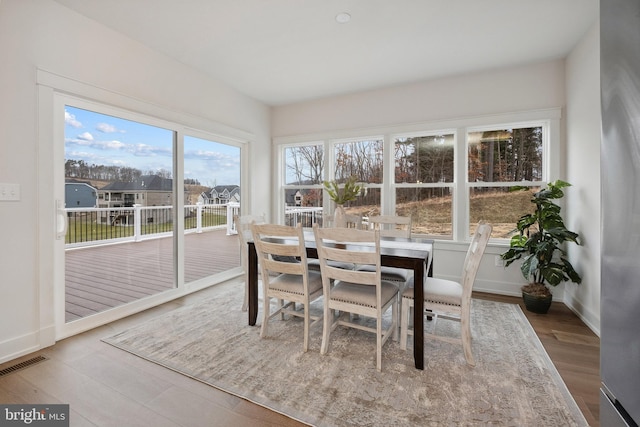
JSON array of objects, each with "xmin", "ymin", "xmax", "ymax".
[{"xmin": 522, "ymin": 291, "xmax": 552, "ymax": 314}]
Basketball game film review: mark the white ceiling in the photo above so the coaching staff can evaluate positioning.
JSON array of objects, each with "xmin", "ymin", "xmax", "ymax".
[{"xmin": 52, "ymin": 0, "xmax": 599, "ymax": 106}]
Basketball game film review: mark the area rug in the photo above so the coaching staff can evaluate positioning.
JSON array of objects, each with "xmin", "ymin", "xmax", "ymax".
[{"xmin": 102, "ymin": 280, "xmax": 588, "ymax": 426}]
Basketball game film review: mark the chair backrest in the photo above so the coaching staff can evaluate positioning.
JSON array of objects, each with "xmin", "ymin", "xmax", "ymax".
[
  {"xmin": 344, "ymin": 214, "xmax": 363, "ymax": 229},
  {"xmin": 235, "ymin": 214, "xmax": 266, "ymax": 270},
  {"xmin": 460, "ymin": 221, "xmax": 493, "ymax": 298},
  {"xmin": 323, "ymin": 213, "xmax": 363, "ymax": 229},
  {"xmin": 251, "ymin": 222, "xmax": 309, "ymax": 279},
  {"xmin": 367, "ymin": 215, "xmax": 412, "ymax": 237},
  {"xmin": 313, "ymin": 225, "xmax": 381, "ymax": 288}
]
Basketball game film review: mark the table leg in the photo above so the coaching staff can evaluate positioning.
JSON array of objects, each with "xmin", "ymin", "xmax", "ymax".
[
  {"xmin": 248, "ymin": 242, "xmax": 258, "ymax": 326},
  {"xmin": 413, "ymin": 260, "xmax": 424, "ymax": 370}
]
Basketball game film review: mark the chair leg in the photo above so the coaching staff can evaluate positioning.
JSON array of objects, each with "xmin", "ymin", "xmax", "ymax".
[
  {"xmin": 400, "ymin": 297, "xmax": 411, "ymax": 351},
  {"xmin": 241, "ymin": 280, "xmax": 248, "ymax": 312},
  {"xmin": 303, "ymin": 301, "xmax": 310, "ymax": 352},
  {"xmin": 461, "ymin": 315, "xmax": 475, "ymax": 366},
  {"xmin": 392, "ymin": 297, "xmax": 399, "ymax": 342},
  {"xmin": 376, "ymin": 315, "xmax": 382, "ymax": 371},
  {"xmin": 320, "ymin": 305, "xmax": 332, "ymax": 355},
  {"xmin": 260, "ymin": 295, "xmax": 270, "ymax": 338}
]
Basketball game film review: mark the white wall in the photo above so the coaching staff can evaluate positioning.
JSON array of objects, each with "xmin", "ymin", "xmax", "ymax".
[
  {"xmin": 272, "ymin": 60, "xmax": 568, "ymax": 299},
  {"xmin": 565, "ymin": 21, "xmax": 601, "ymax": 334},
  {"xmin": 0, "ymin": 0, "xmax": 271, "ymax": 363},
  {"xmin": 272, "ymin": 60, "xmax": 565, "ymax": 137}
]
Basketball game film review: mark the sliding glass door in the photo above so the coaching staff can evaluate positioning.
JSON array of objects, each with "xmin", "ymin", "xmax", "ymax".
[
  {"xmin": 63, "ymin": 105, "xmax": 176, "ymax": 322},
  {"xmin": 57, "ymin": 99, "xmax": 243, "ymax": 336},
  {"xmin": 183, "ymin": 135, "xmax": 241, "ymax": 285}
]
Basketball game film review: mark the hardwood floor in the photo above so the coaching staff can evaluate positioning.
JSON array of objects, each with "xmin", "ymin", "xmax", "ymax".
[
  {"xmin": 65, "ymin": 229, "xmax": 240, "ymax": 322},
  {"xmin": 0, "ymin": 286, "xmax": 600, "ymax": 426}
]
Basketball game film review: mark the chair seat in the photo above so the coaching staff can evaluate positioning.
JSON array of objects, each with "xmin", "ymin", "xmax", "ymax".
[
  {"xmin": 357, "ymin": 265, "xmax": 411, "ymax": 282},
  {"xmin": 331, "ymin": 280, "xmax": 399, "ymax": 308},
  {"xmin": 271, "ymin": 270, "xmax": 323, "ymax": 295},
  {"xmin": 402, "ymin": 276, "xmax": 463, "ymax": 306}
]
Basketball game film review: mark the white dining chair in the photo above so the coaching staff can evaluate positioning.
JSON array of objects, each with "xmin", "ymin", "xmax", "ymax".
[
  {"xmin": 307, "ymin": 213, "xmax": 361, "ymax": 273},
  {"xmin": 367, "ymin": 214, "xmax": 412, "ymax": 237},
  {"xmin": 399, "ymin": 221, "xmax": 492, "ymax": 366},
  {"xmin": 322, "ymin": 213, "xmax": 363, "ymax": 229},
  {"xmin": 358, "ymin": 214, "xmax": 413, "ymax": 289},
  {"xmin": 235, "ymin": 213, "xmax": 266, "ymax": 311},
  {"xmin": 251, "ymin": 222, "xmax": 323, "ymax": 352},
  {"xmin": 313, "ymin": 224, "xmax": 399, "ymax": 371}
]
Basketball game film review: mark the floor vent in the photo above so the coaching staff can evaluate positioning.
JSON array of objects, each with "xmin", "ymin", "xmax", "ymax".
[{"xmin": 0, "ymin": 355, "xmax": 48, "ymax": 377}]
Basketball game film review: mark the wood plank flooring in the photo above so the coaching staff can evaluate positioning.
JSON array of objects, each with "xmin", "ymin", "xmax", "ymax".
[
  {"xmin": 65, "ymin": 229, "xmax": 241, "ymax": 322},
  {"xmin": 0, "ymin": 287, "xmax": 600, "ymax": 426}
]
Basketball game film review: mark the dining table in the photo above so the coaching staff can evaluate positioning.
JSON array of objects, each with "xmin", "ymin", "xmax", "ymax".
[{"xmin": 246, "ymin": 231, "xmax": 433, "ymax": 370}]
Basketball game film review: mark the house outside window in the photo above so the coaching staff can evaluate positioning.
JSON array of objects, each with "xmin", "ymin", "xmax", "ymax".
[{"xmin": 282, "ymin": 143, "xmax": 324, "ymax": 227}]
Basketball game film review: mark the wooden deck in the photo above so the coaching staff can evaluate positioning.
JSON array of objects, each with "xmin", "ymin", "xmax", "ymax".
[{"xmin": 65, "ymin": 229, "xmax": 241, "ymax": 322}]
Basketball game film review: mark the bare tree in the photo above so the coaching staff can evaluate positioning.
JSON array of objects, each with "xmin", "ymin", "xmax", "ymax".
[{"xmin": 285, "ymin": 145, "xmax": 324, "ymax": 184}]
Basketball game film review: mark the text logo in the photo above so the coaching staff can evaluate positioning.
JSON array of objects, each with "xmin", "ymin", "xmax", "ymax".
[{"xmin": 1, "ymin": 405, "xmax": 69, "ymax": 426}]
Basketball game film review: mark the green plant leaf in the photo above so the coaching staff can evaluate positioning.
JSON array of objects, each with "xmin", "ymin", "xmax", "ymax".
[
  {"xmin": 323, "ymin": 175, "xmax": 364, "ymax": 205},
  {"xmin": 503, "ymin": 180, "xmax": 582, "ymax": 287}
]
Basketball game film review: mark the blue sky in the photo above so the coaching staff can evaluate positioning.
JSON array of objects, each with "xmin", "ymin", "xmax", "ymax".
[{"xmin": 64, "ymin": 106, "xmax": 240, "ymax": 186}]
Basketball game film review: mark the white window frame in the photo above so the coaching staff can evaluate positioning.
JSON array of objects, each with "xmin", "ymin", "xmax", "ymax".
[
  {"xmin": 464, "ymin": 119, "xmax": 554, "ymax": 239},
  {"xmin": 273, "ymin": 108, "xmax": 561, "ymax": 241},
  {"xmin": 37, "ymin": 69, "xmax": 253, "ymax": 340},
  {"xmin": 280, "ymin": 140, "xmax": 326, "ymax": 226},
  {"xmin": 391, "ymin": 129, "xmax": 457, "ymax": 239},
  {"xmin": 328, "ymin": 135, "xmax": 384, "ymax": 211}
]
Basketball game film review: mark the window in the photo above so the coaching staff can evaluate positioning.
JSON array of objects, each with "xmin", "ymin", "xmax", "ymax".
[
  {"xmin": 331, "ymin": 137, "xmax": 383, "ymax": 219},
  {"xmin": 394, "ymin": 133, "xmax": 455, "ymax": 237},
  {"xmin": 283, "ymin": 143, "xmax": 324, "ymax": 227},
  {"xmin": 276, "ymin": 110, "xmax": 557, "ymax": 241},
  {"xmin": 467, "ymin": 125, "xmax": 545, "ymax": 238}
]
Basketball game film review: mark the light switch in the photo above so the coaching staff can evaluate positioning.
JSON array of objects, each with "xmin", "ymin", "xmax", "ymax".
[{"xmin": 0, "ymin": 183, "xmax": 20, "ymax": 201}]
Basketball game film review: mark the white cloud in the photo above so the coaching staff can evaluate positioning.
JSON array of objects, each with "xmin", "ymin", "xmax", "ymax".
[
  {"xmin": 65, "ymin": 136, "xmax": 125, "ymax": 151},
  {"xmin": 77, "ymin": 132, "xmax": 94, "ymax": 141},
  {"xmin": 65, "ymin": 110, "xmax": 82, "ymax": 128},
  {"xmin": 103, "ymin": 140, "xmax": 126, "ymax": 149},
  {"xmin": 130, "ymin": 143, "xmax": 172, "ymax": 157},
  {"xmin": 96, "ymin": 122, "xmax": 119, "ymax": 133}
]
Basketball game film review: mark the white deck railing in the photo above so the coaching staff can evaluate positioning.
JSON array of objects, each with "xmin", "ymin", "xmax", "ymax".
[
  {"xmin": 65, "ymin": 203, "xmax": 235, "ymax": 248},
  {"xmin": 284, "ymin": 206, "xmax": 324, "ymax": 227},
  {"xmin": 64, "ymin": 203, "xmax": 324, "ymax": 248}
]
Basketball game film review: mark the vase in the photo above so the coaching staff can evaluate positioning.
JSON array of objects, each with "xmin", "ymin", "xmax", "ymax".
[
  {"xmin": 334, "ymin": 205, "xmax": 347, "ymax": 228},
  {"xmin": 522, "ymin": 291, "xmax": 552, "ymax": 314}
]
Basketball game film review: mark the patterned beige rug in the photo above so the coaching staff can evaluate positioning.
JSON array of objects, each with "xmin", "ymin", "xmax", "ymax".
[{"xmin": 103, "ymin": 280, "xmax": 588, "ymax": 426}]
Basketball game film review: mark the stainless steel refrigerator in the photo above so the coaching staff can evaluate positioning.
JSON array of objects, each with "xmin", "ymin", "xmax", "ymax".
[{"xmin": 600, "ymin": 0, "xmax": 640, "ymax": 426}]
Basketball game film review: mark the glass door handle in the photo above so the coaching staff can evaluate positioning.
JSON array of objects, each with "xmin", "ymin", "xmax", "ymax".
[{"xmin": 56, "ymin": 199, "xmax": 68, "ymax": 240}]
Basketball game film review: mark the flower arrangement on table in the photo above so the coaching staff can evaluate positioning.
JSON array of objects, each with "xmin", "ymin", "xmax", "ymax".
[
  {"xmin": 323, "ymin": 175, "xmax": 365, "ymax": 205},
  {"xmin": 322, "ymin": 176, "xmax": 365, "ymax": 228}
]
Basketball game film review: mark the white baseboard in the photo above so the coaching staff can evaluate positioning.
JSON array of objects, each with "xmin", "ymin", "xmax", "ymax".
[
  {"xmin": 0, "ymin": 331, "xmax": 43, "ymax": 365},
  {"xmin": 562, "ymin": 294, "xmax": 600, "ymax": 337}
]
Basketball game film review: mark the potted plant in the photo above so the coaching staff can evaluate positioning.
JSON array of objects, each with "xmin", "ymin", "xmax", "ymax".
[
  {"xmin": 323, "ymin": 175, "xmax": 364, "ymax": 227},
  {"xmin": 501, "ymin": 180, "xmax": 582, "ymax": 313}
]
